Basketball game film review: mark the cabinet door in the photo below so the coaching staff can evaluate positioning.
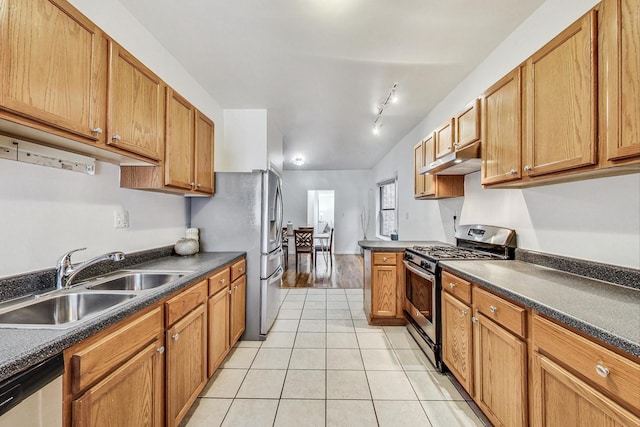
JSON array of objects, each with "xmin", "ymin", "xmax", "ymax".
[
  {"xmin": 107, "ymin": 42, "xmax": 164, "ymax": 161},
  {"xmin": 523, "ymin": 11, "xmax": 597, "ymax": 177},
  {"xmin": 413, "ymin": 141, "xmax": 425, "ymax": 197},
  {"xmin": 454, "ymin": 99, "xmax": 481, "ymax": 150},
  {"xmin": 371, "ymin": 265, "xmax": 397, "ymax": 317},
  {"xmin": 474, "ymin": 313, "xmax": 527, "ymax": 427},
  {"xmin": 208, "ymin": 286, "xmax": 230, "ymax": 377},
  {"xmin": 423, "ymin": 133, "xmax": 436, "ymax": 196},
  {"xmin": 532, "ymin": 353, "xmax": 640, "ymax": 427},
  {"xmin": 481, "ymin": 68, "xmax": 523, "ymax": 185},
  {"xmin": 602, "ymin": 0, "xmax": 640, "ymax": 162},
  {"xmin": 194, "ymin": 111, "xmax": 215, "ymax": 194},
  {"xmin": 230, "ymin": 275, "xmax": 246, "ymax": 345},
  {"xmin": 166, "ymin": 304, "xmax": 207, "ymax": 427},
  {"xmin": 72, "ymin": 340, "xmax": 164, "ymax": 427},
  {"xmin": 0, "ymin": 0, "xmax": 105, "ymax": 141},
  {"xmin": 165, "ymin": 88, "xmax": 195, "ymax": 191},
  {"xmin": 435, "ymin": 119, "xmax": 454, "ymax": 159},
  {"xmin": 441, "ymin": 292, "xmax": 473, "ymax": 394}
]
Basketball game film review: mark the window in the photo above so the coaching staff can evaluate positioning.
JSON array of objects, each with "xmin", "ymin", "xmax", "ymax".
[{"xmin": 377, "ymin": 178, "xmax": 397, "ymax": 238}]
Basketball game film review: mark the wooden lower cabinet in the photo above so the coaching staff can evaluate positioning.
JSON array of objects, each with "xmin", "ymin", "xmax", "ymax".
[
  {"xmin": 230, "ymin": 274, "xmax": 246, "ymax": 345},
  {"xmin": 474, "ymin": 313, "xmax": 527, "ymax": 427},
  {"xmin": 166, "ymin": 304, "xmax": 207, "ymax": 427},
  {"xmin": 208, "ymin": 285, "xmax": 230, "ymax": 376},
  {"xmin": 441, "ymin": 291, "xmax": 473, "ymax": 394},
  {"xmin": 532, "ymin": 353, "xmax": 639, "ymax": 427},
  {"xmin": 363, "ymin": 251, "xmax": 406, "ymax": 326},
  {"xmin": 72, "ymin": 339, "xmax": 164, "ymax": 427},
  {"xmin": 372, "ymin": 264, "xmax": 397, "ymax": 318}
]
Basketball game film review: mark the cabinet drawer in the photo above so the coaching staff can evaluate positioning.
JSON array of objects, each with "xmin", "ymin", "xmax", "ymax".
[
  {"xmin": 442, "ymin": 271, "xmax": 471, "ymax": 305},
  {"xmin": 209, "ymin": 268, "xmax": 231, "ymax": 296},
  {"xmin": 472, "ymin": 286, "xmax": 526, "ymax": 338},
  {"xmin": 69, "ymin": 307, "xmax": 163, "ymax": 395},
  {"xmin": 373, "ymin": 252, "xmax": 396, "ymax": 266},
  {"xmin": 533, "ymin": 315, "xmax": 640, "ymax": 413},
  {"xmin": 230, "ymin": 259, "xmax": 246, "ymax": 282},
  {"xmin": 165, "ymin": 280, "xmax": 207, "ymax": 327}
]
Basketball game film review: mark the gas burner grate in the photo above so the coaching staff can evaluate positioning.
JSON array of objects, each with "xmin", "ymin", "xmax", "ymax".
[{"xmin": 410, "ymin": 245, "xmax": 497, "ymax": 260}]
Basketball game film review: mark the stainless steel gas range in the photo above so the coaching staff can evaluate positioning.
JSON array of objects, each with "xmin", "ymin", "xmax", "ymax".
[{"xmin": 403, "ymin": 224, "xmax": 516, "ymax": 372}]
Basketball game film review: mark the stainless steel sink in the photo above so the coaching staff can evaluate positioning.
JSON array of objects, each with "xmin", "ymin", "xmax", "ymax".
[
  {"xmin": 0, "ymin": 293, "xmax": 136, "ymax": 326},
  {"xmin": 87, "ymin": 272, "xmax": 187, "ymax": 291}
]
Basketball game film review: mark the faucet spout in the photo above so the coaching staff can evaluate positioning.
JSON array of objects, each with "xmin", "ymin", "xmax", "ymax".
[{"xmin": 56, "ymin": 248, "xmax": 126, "ymax": 289}]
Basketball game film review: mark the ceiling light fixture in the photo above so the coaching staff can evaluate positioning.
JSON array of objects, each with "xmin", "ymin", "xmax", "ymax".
[
  {"xmin": 292, "ymin": 156, "xmax": 305, "ymax": 166},
  {"xmin": 372, "ymin": 82, "xmax": 398, "ymax": 136}
]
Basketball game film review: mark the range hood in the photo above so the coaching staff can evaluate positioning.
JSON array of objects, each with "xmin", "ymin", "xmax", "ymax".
[{"xmin": 419, "ymin": 141, "xmax": 481, "ymax": 175}]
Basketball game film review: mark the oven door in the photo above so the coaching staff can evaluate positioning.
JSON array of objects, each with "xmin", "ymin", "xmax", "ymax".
[{"xmin": 403, "ymin": 260, "xmax": 437, "ymax": 341}]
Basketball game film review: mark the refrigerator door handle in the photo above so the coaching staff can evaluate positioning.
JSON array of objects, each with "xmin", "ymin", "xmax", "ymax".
[{"xmin": 275, "ymin": 180, "xmax": 283, "ymax": 246}]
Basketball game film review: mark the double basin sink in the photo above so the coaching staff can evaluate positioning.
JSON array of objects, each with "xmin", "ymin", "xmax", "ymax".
[{"xmin": 0, "ymin": 271, "xmax": 192, "ymax": 328}]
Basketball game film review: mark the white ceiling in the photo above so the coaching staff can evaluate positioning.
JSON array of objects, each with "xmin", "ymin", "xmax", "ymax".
[{"xmin": 119, "ymin": 0, "xmax": 544, "ymax": 170}]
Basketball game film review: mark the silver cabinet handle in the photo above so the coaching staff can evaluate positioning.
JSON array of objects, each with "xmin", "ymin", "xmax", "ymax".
[
  {"xmin": 92, "ymin": 127, "xmax": 103, "ymax": 134},
  {"xmin": 489, "ymin": 305, "xmax": 497, "ymax": 313},
  {"xmin": 157, "ymin": 346, "xmax": 165, "ymax": 354},
  {"xmin": 524, "ymin": 165, "xmax": 532, "ymax": 172},
  {"xmin": 172, "ymin": 333, "xmax": 180, "ymax": 341},
  {"xmin": 228, "ymin": 289, "xmax": 232, "ymax": 295},
  {"xmin": 382, "ymin": 257, "xmax": 388, "ymax": 262},
  {"xmin": 239, "ymin": 267, "xmax": 244, "ymax": 273},
  {"xmin": 595, "ymin": 364, "xmax": 610, "ymax": 378},
  {"xmin": 197, "ymin": 183, "xmax": 202, "ymax": 187},
  {"xmin": 460, "ymin": 310, "xmax": 467, "ymax": 316},
  {"xmin": 190, "ymin": 182, "xmax": 195, "ymax": 188},
  {"xmin": 221, "ymin": 278, "xmax": 226, "ymax": 284},
  {"xmin": 471, "ymin": 316, "xmax": 478, "ymax": 323},
  {"xmin": 449, "ymin": 283, "xmax": 456, "ymax": 289},
  {"xmin": 234, "ymin": 285, "xmax": 238, "ymax": 290},
  {"xmin": 112, "ymin": 134, "xmax": 121, "ymax": 141},
  {"xmin": 510, "ymin": 169, "xmax": 517, "ymax": 175}
]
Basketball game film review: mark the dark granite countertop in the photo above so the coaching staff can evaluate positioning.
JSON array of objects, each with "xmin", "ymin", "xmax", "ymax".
[
  {"xmin": 358, "ymin": 240, "xmax": 447, "ymax": 251},
  {"xmin": 0, "ymin": 252, "xmax": 244, "ymax": 382},
  {"xmin": 439, "ymin": 260, "xmax": 640, "ymax": 358}
]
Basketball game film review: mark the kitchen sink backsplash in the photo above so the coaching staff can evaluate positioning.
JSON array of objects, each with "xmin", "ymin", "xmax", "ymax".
[
  {"xmin": 515, "ymin": 249, "xmax": 640, "ymax": 290},
  {"xmin": 0, "ymin": 246, "xmax": 174, "ymax": 303}
]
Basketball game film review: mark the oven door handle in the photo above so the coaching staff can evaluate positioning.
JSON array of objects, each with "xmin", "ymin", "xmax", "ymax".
[{"xmin": 403, "ymin": 260, "xmax": 436, "ymax": 281}]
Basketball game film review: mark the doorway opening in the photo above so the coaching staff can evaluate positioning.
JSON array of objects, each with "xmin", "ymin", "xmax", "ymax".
[{"xmin": 307, "ymin": 190, "xmax": 334, "ymax": 234}]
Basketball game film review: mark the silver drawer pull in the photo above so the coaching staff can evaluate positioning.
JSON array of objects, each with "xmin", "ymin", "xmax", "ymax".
[
  {"xmin": 471, "ymin": 316, "xmax": 478, "ymax": 324},
  {"xmin": 157, "ymin": 346, "xmax": 165, "ymax": 354},
  {"xmin": 595, "ymin": 364, "xmax": 610, "ymax": 378},
  {"xmin": 489, "ymin": 305, "xmax": 497, "ymax": 313},
  {"xmin": 221, "ymin": 278, "xmax": 226, "ymax": 284},
  {"xmin": 239, "ymin": 267, "xmax": 244, "ymax": 272},
  {"xmin": 460, "ymin": 310, "xmax": 467, "ymax": 316},
  {"xmin": 449, "ymin": 283, "xmax": 456, "ymax": 289},
  {"xmin": 382, "ymin": 257, "xmax": 388, "ymax": 262},
  {"xmin": 172, "ymin": 333, "xmax": 180, "ymax": 341},
  {"xmin": 92, "ymin": 127, "xmax": 103, "ymax": 134},
  {"xmin": 112, "ymin": 134, "xmax": 121, "ymax": 141}
]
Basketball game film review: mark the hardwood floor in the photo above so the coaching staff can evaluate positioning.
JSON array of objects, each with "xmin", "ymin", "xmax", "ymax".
[{"xmin": 283, "ymin": 254, "xmax": 363, "ymax": 289}]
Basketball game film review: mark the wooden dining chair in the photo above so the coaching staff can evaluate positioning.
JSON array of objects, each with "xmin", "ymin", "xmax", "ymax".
[
  {"xmin": 294, "ymin": 228, "xmax": 314, "ymax": 270},
  {"xmin": 281, "ymin": 228, "xmax": 289, "ymax": 268},
  {"xmin": 314, "ymin": 227, "xmax": 334, "ymax": 267}
]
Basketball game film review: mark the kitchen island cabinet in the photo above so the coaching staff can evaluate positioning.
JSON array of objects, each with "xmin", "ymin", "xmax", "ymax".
[{"xmin": 362, "ymin": 249, "xmax": 406, "ymax": 326}]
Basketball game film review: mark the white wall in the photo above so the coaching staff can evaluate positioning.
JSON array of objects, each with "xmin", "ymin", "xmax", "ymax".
[
  {"xmin": 220, "ymin": 110, "xmax": 268, "ymax": 172},
  {"xmin": 282, "ymin": 170, "xmax": 374, "ymax": 254},
  {"xmin": 0, "ymin": 160, "xmax": 187, "ymax": 277},
  {"xmin": 373, "ymin": 0, "xmax": 640, "ymax": 269},
  {"xmin": 268, "ymin": 118, "xmax": 284, "ymax": 172}
]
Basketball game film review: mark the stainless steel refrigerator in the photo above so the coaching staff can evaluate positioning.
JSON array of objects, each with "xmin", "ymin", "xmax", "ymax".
[{"xmin": 190, "ymin": 170, "xmax": 284, "ymax": 340}]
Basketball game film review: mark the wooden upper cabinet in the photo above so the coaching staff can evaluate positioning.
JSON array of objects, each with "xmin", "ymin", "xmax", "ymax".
[
  {"xmin": 601, "ymin": 0, "xmax": 640, "ymax": 163},
  {"xmin": 413, "ymin": 141, "xmax": 425, "ymax": 197},
  {"xmin": 194, "ymin": 111, "xmax": 215, "ymax": 195},
  {"xmin": 423, "ymin": 133, "xmax": 436, "ymax": 196},
  {"xmin": 481, "ymin": 68, "xmax": 523, "ymax": 185},
  {"xmin": 165, "ymin": 88, "xmax": 195, "ymax": 191},
  {"xmin": 523, "ymin": 10, "xmax": 597, "ymax": 177},
  {"xmin": 435, "ymin": 119, "xmax": 455, "ymax": 159},
  {"xmin": 454, "ymin": 98, "xmax": 481, "ymax": 150},
  {"xmin": 0, "ymin": 0, "xmax": 106, "ymax": 142},
  {"xmin": 107, "ymin": 42, "xmax": 164, "ymax": 161}
]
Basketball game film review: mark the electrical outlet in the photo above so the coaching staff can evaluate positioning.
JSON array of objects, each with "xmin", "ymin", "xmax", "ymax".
[{"xmin": 114, "ymin": 209, "xmax": 129, "ymax": 228}]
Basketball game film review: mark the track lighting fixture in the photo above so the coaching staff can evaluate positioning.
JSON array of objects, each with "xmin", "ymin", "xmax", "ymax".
[{"xmin": 372, "ymin": 82, "xmax": 398, "ymax": 135}]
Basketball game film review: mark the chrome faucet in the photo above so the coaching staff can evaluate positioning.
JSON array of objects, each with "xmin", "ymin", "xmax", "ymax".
[{"xmin": 56, "ymin": 248, "xmax": 125, "ymax": 289}]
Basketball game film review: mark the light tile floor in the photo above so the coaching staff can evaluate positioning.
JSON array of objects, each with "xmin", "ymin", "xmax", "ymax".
[{"xmin": 182, "ymin": 288, "xmax": 485, "ymax": 427}]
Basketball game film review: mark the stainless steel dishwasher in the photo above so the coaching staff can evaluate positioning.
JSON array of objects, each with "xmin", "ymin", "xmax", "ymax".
[{"xmin": 0, "ymin": 354, "xmax": 63, "ymax": 427}]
